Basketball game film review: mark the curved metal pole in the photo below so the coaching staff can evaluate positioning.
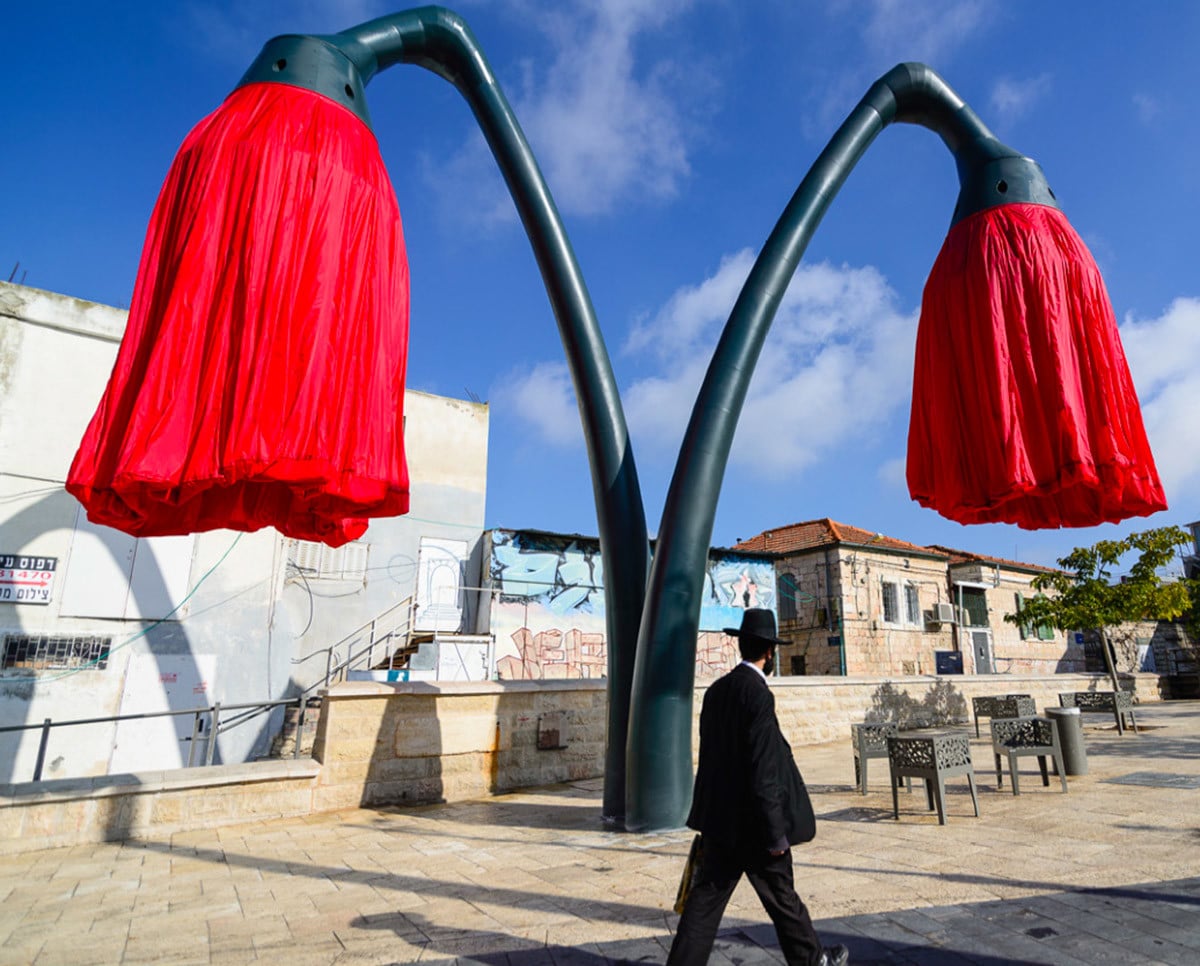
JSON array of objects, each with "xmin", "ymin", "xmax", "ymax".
[
  {"xmin": 357, "ymin": 10, "xmax": 652, "ymax": 825},
  {"xmin": 243, "ymin": 6, "xmax": 650, "ymax": 823},
  {"xmin": 624, "ymin": 63, "xmax": 1059, "ymax": 831}
]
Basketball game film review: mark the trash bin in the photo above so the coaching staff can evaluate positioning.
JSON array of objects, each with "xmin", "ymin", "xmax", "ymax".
[{"xmin": 1045, "ymin": 706, "xmax": 1088, "ymax": 776}]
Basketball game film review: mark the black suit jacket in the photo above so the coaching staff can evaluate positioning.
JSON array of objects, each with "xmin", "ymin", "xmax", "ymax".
[{"xmin": 686, "ymin": 663, "xmax": 816, "ymax": 852}]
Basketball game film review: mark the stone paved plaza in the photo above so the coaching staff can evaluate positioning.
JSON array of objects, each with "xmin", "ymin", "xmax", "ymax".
[{"xmin": 1, "ymin": 701, "xmax": 1198, "ymax": 965}]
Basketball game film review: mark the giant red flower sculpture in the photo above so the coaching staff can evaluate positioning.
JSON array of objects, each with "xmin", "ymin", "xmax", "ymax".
[
  {"xmin": 67, "ymin": 81, "xmax": 411, "ymax": 547},
  {"xmin": 907, "ymin": 202, "xmax": 1166, "ymax": 529}
]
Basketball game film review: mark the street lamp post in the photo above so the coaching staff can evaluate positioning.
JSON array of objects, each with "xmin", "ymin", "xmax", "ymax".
[
  {"xmin": 624, "ymin": 63, "xmax": 1164, "ymax": 830},
  {"xmin": 68, "ymin": 6, "xmax": 649, "ymax": 825},
  {"xmin": 255, "ymin": 6, "xmax": 654, "ymax": 828}
]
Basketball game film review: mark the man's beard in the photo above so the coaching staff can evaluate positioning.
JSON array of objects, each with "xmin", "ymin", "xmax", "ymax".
[{"xmin": 762, "ymin": 651, "xmax": 776, "ymax": 677}]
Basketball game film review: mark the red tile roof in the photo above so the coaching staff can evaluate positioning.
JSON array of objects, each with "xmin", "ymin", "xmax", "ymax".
[
  {"xmin": 925, "ymin": 544, "xmax": 1059, "ymax": 575},
  {"xmin": 733, "ymin": 518, "xmax": 945, "ymax": 558}
]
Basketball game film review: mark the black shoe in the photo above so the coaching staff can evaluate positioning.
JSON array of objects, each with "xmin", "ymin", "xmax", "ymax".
[{"xmin": 819, "ymin": 944, "xmax": 849, "ymax": 966}]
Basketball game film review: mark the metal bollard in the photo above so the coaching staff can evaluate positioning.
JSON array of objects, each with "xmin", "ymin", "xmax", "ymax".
[
  {"xmin": 33, "ymin": 718, "xmax": 52, "ymax": 781},
  {"xmin": 205, "ymin": 703, "xmax": 222, "ymax": 765}
]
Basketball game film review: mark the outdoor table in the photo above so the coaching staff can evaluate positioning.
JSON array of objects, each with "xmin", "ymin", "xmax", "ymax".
[{"xmin": 887, "ymin": 730, "xmax": 979, "ymax": 825}]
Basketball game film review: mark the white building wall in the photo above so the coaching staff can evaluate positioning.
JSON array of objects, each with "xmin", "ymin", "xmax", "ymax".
[{"xmin": 0, "ymin": 282, "xmax": 487, "ymax": 781}]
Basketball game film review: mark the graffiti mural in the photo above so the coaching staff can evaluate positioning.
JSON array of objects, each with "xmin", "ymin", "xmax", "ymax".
[
  {"xmin": 699, "ymin": 554, "xmax": 776, "ymax": 633},
  {"xmin": 490, "ymin": 530, "xmax": 604, "ymax": 615},
  {"xmin": 486, "ymin": 530, "xmax": 775, "ymax": 681}
]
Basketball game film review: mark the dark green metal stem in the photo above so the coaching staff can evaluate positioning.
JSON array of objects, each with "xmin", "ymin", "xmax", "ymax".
[
  {"xmin": 243, "ymin": 6, "xmax": 649, "ymax": 824},
  {"xmin": 624, "ymin": 63, "xmax": 1058, "ymax": 831}
]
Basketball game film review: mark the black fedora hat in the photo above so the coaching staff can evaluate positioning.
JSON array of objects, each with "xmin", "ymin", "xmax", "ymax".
[{"xmin": 724, "ymin": 607, "xmax": 786, "ymax": 646}]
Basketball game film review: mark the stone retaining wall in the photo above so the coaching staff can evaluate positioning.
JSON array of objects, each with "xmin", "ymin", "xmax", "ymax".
[
  {"xmin": 311, "ymin": 679, "xmax": 608, "ymax": 811},
  {"xmin": 0, "ymin": 672, "xmax": 1165, "ymax": 851},
  {"xmin": 314, "ymin": 672, "xmax": 1164, "ymax": 808},
  {"xmin": 0, "ymin": 758, "xmax": 321, "ymax": 854}
]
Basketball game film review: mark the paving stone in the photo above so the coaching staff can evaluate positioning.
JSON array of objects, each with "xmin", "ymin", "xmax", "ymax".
[{"xmin": 0, "ymin": 701, "xmax": 1198, "ymax": 964}]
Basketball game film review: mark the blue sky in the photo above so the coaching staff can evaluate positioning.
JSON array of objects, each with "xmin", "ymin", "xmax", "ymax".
[{"xmin": 5, "ymin": 0, "xmax": 1200, "ymax": 572}]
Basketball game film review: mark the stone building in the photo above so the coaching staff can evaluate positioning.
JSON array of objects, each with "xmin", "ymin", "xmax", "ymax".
[{"xmin": 734, "ymin": 519, "xmax": 1081, "ymax": 677}]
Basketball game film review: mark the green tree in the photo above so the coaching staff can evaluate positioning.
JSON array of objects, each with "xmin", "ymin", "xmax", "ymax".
[{"xmin": 1005, "ymin": 526, "xmax": 1195, "ymax": 691}]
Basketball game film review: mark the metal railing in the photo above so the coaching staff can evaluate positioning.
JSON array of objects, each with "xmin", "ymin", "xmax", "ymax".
[
  {"xmin": 0, "ymin": 696, "xmax": 310, "ymax": 783},
  {"xmin": 0, "ymin": 594, "xmax": 453, "ymax": 784},
  {"xmin": 291, "ymin": 596, "xmax": 418, "ymax": 699}
]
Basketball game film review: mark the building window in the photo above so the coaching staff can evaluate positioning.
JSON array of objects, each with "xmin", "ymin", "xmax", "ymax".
[
  {"xmin": 778, "ymin": 573, "xmax": 798, "ymax": 622},
  {"xmin": 881, "ymin": 580, "xmax": 899, "ymax": 623},
  {"xmin": 904, "ymin": 584, "xmax": 921, "ymax": 625},
  {"xmin": 1014, "ymin": 592, "xmax": 1055, "ymax": 640},
  {"xmin": 287, "ymin": 539, "xmax": 370, "ymax": 583},
  {"xmin": 2, "ymin": 634, "xmax": 111, "ymax": 672},
  {"xmin": 960, "ymin": 588, "xmax": 989, "ymax": 627},
  {"xmin": 882, "ymin": 580, "xmax": 921, "ymax": 627}
]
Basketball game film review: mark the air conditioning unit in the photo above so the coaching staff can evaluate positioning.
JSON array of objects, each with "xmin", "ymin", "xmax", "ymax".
[{"xmin": 925, "ymin": 602, "xmax": 957, "ymax": 625}]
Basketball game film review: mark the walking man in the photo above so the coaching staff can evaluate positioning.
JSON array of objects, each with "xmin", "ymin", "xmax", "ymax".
[{"xmin": 668, "ymin": 608, "xmax": 848, "ymax": 966}]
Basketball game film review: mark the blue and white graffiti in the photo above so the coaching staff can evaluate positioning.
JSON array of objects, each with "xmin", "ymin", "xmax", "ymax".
[
  {"xmin": 700, "ymin": 556, "xmax": 776, "ymax": 631},
  {"xmin": 490, "ymin": 531, "xmax": 604, "ymax": 616},
  {"xmin": 489, "ymin": 531, "xmax": 775, "ymax": 630}
]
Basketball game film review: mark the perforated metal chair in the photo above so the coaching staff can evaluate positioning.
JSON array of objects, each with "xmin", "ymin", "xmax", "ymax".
[
  {"xmin": 972, "ymin": 694, "xmax": 1036, "ymax": 737},
  {"xmin": 990, "ymin": 715, "xmax": 1068, "ymax": 795},
  {"xmin": 851, "ymin": 722, "xmax": 910, "ymax": 795}
]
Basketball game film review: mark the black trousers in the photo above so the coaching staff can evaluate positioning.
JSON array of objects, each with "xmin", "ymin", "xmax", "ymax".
[{"xmin": 668, "ymin": 836, "xmax": 823, "ymax": 966}]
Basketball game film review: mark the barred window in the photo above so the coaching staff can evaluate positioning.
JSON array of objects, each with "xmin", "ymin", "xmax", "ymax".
[
  {"xmin": 777, "ymin": 573, "xmax": 798, "ymax": 622},
  {"xmin": 287, "ymin": 539, "xmax": 369, "ymax": 583},
  {"xmin": 883, "ymin": 580, "xmax": 922, "ymax": 626},
  {"xmin": 904, "ymin": 584, "xmax": 921, "ymax": 625},
  {"xmin": 881, "ymin": 581, "xmax": 899, "ymax": 624},
  {"xmin": 2, "ymin": 634, "xmax": 111, "ymax": 671}
]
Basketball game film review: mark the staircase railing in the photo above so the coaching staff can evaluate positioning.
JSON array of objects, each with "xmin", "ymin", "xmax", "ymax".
[{"xmin": 289, "ymin": 595, "xmax": 418, "ymax": 700}]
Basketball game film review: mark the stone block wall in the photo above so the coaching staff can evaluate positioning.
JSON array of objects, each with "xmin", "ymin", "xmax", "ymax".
[
  {"xmin": 312, "ymin": 679, "xmax": 608, "ymax": 810},
  {"xmin": 0, "ymin": 671, "xmax": 1165, "ymax": 851},
  {"xmin": 313, "ymin": 672, "xmax": 1162, "ymax": 809},
  {"xmin": 0, "ymin": 759, "xmax": 321, "ymax": 854},
  {"xmin": 768, "ymin": 672, "xmax": 1163, "ymax": 747}
]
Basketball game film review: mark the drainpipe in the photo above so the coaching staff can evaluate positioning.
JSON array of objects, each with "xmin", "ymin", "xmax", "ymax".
[{"xmin": 826, "ymin": 549, "xmax": 846, "ymax": 675}]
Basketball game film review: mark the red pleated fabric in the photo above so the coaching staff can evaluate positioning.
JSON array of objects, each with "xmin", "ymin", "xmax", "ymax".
[
  {"xmin": 907, "ymin": 202, "xmax": 1165, "ymax": 530},
  {"xmin": 67, "ymin": 82, "xmax": 410, "ymax": 547}
]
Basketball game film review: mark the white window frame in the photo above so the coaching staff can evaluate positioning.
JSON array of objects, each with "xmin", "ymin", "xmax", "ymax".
[
  {"xmin": 881, "ymin": 579, "xmax": 899, "ymax": 625},
  {"xmin": 904, "ymin": 583, "xmax": 921, "ymax": 626},
  {"xmin": 287, "ymin": 539, "xmax": 370, "ymax": 584},
  {"xmin": 882, "ymin": 578, "xmax": 921, "ymax": 628}
]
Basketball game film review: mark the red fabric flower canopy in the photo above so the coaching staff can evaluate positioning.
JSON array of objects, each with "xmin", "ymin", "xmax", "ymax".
[
  {"xmin": 907, "ymin": 202, "xmax": 1166, "ymax": 529},
  {"xmin": 68, "ymin": 82, "xmax": 411, "ymax": 548}
]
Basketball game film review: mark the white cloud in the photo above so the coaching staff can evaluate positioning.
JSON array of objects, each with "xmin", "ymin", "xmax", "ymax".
[
  {"xmin": 1119, "ymin": 297, "xmax": 1200, "ymax": 498},
  {"xmin": 491, "ymin": 361, "xmax": 582, "ymax": 446},
  {"xmin": 877, "ymin": 456, "xmax": 906, "ymax": 487},
  {"xmin": 437, "ymin": 0, "xmax": 694, "ymax": 219},
  {"xmin": 861, "ymin": 0, "xmax": 995, "ymax": 63},
  {"xmin": 625, "ymin": 250, "xmax": 755, "ymax": 357},
  {"xmin": 809, "ymin": 0, "xmax": 996, "ymax": 138},
  {"xmin": 622, "ymin": 254, "xmax": 918, "ymax": 479},
  {"xmin": 502, "ymin": 256, "xmax": 918, "ymax": 471},
  {"xmin": 989, "ymin": 73, "xmax": 1053, "ymax": 125}
]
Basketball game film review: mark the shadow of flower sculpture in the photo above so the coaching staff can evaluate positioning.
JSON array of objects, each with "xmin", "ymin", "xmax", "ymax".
[{"xmin": 64, "ymin": 7, "xmax": 1165, "ymax": 834}]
